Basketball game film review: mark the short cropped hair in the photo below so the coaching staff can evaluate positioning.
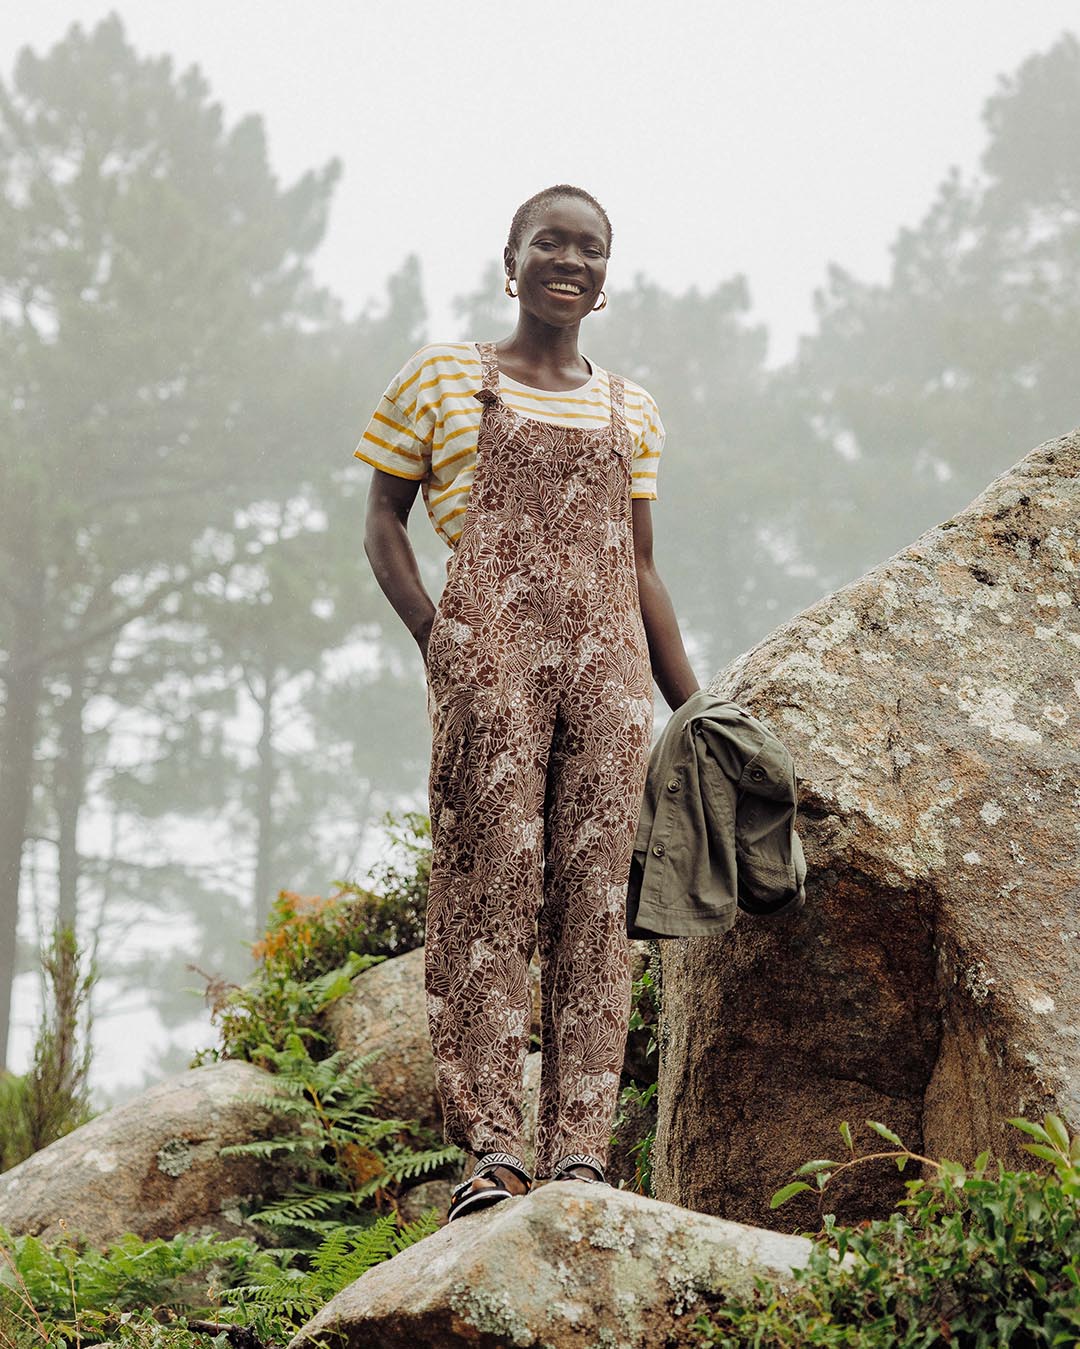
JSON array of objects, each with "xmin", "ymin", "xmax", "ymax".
[{"xmin": 506, "ymin": 185, "xmax": 613, "ymax": 258}]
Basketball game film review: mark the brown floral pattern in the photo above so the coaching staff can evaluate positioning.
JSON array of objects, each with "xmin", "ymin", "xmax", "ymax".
[{"xmin": 424, "ymin": 342, "xmax": 653, "ymax": 1177}]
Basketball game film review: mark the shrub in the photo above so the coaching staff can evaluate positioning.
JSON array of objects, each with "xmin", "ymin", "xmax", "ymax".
[
  {"xmin": 694, "ymin": 1115, "xmax": 1080, "ymax": 1347},
  {"xmin": 0, "ymin": 928, "xmax": 94, "ymax": 1174},
  {"xmin": 0, "ymin": 1215, "xmax": 435, "ymax": 1349},
  {"xmin": 191, "ymin": 812, "xmax": 459, "ymax": 1251},
  {"xmin": 194, "ymin": 812, "xmax": 431, "ymax": 1064}
]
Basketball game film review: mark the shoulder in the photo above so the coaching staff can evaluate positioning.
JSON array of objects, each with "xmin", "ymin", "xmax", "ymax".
[
  {"xmin": 596, "ymin": 366, "xmax": 661, "ymax": 416},
  {"xmin": 620, "ymin": 374, "xmax": 662, "ymax": 417},
  {"xmin": 387, "ymin": 341, "xmax": 480, "ymax": 391},
  {"xmin": 597, "ymin": 369, "xmax": 664, "ymax": 447}
]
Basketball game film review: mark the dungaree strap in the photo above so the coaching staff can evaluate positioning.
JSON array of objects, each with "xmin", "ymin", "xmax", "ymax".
[
  {"xmin": 608, "ymin": 372, "xmax": 631, "ymax": 446},
  {"xmin": 476, "ymin": 342, "xmax": 500, "ymax": 404}
]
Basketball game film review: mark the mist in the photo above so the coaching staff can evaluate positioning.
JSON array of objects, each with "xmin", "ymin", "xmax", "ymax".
[{"xmin": 2, "ymin": 5, "xmax": 1079, "ymax": 1100}]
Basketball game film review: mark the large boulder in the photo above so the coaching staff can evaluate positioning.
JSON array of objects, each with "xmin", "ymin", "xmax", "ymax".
[
  {"xmin": 290, "ymin": 1181, "xmax": 811, "ymax": 1349},
  {"xmin": 0, "ymin": 1062, "xmax": 292, "ymax": 1245},
  {"xmin": 653, "ymin": 430, "xmax": 1080, "ymax": 1230}
]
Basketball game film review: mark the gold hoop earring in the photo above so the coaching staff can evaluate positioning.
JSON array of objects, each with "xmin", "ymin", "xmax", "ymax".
[
  {"xmin": 505, "ymin": 276, "xmax": 518, "ymax": 299},
  {"xmin": 592, "ymin": 290, "xmax": 608, "ymax": 312}
]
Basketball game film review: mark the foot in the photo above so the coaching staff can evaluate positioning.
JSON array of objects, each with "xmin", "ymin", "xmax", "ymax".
[
  {"xmin": 550, "ymin": 1153, "xmax": 607, "ymax": 1185},
  {"xmin": 447, "ymin": 1152, "xmax": 532, "ymax": 1222},
  {"xmin": 469, "ymin": 1163, "xmax": 531, "ymax": 1196},
  {"xmin": 554, "ymin": 1163, "xmax": 603, "ymax": 1182}
]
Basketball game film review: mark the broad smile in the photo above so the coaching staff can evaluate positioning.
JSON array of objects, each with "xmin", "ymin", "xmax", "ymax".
[{"xmin": 545, "ymin": 280, "xmax": 587, "ymax": 298}]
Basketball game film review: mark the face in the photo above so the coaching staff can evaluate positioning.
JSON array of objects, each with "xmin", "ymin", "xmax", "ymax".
[{"xmin": 504, "ymin": 197, "xmax": 609, "ymax": 325}]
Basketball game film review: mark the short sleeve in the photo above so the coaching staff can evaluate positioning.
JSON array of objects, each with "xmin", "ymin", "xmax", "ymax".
[
  {"xmin": 354, "ymin": 349, "xmax": 436, "ymax": 481},
  {"xmin": 629, "ymin": 385, "xmax": 665, "ymax": 500}
]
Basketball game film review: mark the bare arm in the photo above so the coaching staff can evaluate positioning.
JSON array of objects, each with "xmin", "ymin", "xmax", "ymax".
[
  {"xmin": 632, "ymin": 498, "xmax": 700, "ymax": 712},
  {"xmin": 364, "ymin": 469, "xmax": 436, "ymax": 660}
]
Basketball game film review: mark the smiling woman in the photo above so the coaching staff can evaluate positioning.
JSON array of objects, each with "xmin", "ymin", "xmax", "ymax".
[{"xmin": 359, "ymin": 184, "xmax": 699, "ymax": 1224}]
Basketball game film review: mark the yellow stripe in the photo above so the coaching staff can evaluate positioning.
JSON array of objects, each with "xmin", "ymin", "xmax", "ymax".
[
  {"xmin": 372, "ymin": 409, "xmax": 414, "ymax": 437},
  {"xmin": 502, "ymin": 402, "xmax": 611, "ymax": 424},
  {"xmin": 428, "ymin": 482, "xmax": 472, "ymax": 507},
  {"xmin": 631, "ymin": 490, "xmax": 657, "ymax": 500},
  {"xmin": 420, "ymin": 388, "xmax": 486, "ymax": 412},
  {"xmin": 433, "ymin": 404, "xmax": 482, "ymax": 433},
  {"xmin": 504, "ymin": 386, "xmax": 609, "ymax": 408},
  {"xmin": 433, "ymin": 422, "xmax": 479, "ymax": 453},
  {"xmin": 353, "ymin": 448, "xmax": 425, "ymax": 480},
  {"xmin": 395, "ymin": 348, "xmax": 480, "ymax": 398},
  {"xmin": 414, "ymin": 368, "xmax": 475, "ymax": 399},
  {"xmin": 431, "ymin": 442, "xmax": 477, "ymax": 472},
  {"xmin": 440, "ymin": 504, "xmax": 468, "ymax": 526},
  {"xmin": 363, "ymin": 431, "xmax": 425, "ymax": 461}
]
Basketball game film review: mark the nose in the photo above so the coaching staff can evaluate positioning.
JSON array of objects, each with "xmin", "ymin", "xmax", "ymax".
[{"xmin": 553, "ymin": 243, "xmax": 587, "ymax": 271}]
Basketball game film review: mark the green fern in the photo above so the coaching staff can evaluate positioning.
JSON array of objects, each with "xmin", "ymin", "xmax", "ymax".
[
  {"xmin": 382, "ymin": 1144, "xmax": 463, "ymax": 1184},
  {"xmin": 220, "ymin": 1035, "xmax": 463, "ymax": 1243},
  {"xmin": 219, "ymin": 1210, "xmax": 439, "ymax": 1332}
]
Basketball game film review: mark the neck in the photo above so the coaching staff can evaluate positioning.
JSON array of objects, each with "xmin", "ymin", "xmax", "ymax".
[{"xmin": 500, "ymin": 311, "xmax": 587, "ymax": 375}]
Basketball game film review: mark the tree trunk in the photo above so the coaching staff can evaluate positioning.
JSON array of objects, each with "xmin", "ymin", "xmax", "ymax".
[
  {"xmin": 0, "ymin": 575, "xmax": 46, "ymax": 1072},
  {"xmin": 252, "ymin": 673, "xmax": 276, "ymax": 938},
  {"xmin": 56, "ymin": 661, "xmax": 87, "ymax": 932}
]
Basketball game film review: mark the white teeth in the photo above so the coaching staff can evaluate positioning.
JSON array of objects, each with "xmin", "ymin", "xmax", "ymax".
[{"xmin": 548, "ymin": 282, "xmax": 583, "ymax": 294}]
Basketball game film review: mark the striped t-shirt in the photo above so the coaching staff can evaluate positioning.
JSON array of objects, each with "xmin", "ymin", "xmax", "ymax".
[{"xmin": 355, "ymin": 342, "xmax": 665, "ymax": 548}]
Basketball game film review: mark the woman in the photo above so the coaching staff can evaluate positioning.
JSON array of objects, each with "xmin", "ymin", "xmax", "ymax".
[{"xmin": 360, "ymin": 185, "xmax": 699, "ymax": 1221}]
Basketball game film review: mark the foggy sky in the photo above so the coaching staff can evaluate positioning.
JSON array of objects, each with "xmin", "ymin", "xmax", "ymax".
[{"xmin": 6, "ymin": 1, "xmax": 1078, "ymax": 362}]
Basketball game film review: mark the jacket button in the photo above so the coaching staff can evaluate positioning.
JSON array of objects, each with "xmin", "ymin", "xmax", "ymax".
[
  {"xmin": 750, "ymin": 766, "xmax": 766, "ymax": 782},
  {"xmin": 666, "ymin": 777, "xmax": 681, "ymax": 792},
  {"xmin": 651, "ymin": 843, "xmax": 666, "ymax": 858}
]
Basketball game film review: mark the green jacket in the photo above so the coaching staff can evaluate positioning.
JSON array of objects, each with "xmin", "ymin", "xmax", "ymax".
[{"xmin": 627, "ymin": 691, "xmax": 807, "ymax": 939}]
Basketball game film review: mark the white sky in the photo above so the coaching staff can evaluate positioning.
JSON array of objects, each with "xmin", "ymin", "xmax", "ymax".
[
  {"xmin": 6, "ymin": 1, "xmax": 1079, "ymax": 362},
  {"xmin": 4, "ymin": 0, "xmax": 1078, "ymax": 1095}
]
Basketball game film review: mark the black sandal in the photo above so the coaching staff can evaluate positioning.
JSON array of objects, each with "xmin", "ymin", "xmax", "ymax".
[
  {"xmin": 550, "ymin": 1152, "xmax": 608, "ymax": 1185},
  {"xmin": 447, "ymin": 1151, "xmax": 532, "ymax": 1223}
]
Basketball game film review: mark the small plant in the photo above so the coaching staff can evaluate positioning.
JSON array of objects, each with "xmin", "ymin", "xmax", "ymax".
[
  {"xmin": 0, "ymin": 1213, "xmax": 437, "ymax": 1349},
  {"xmin": 611, "ymin": 950, "xmax": 660, "ymax": 1195},
  {"xmin": 216, "ymin": 1210, "xmax": 438, "ymax": 1338},
  {"xmin": 220, "ymin": 1035, "xmax": 460, "ymax": 1241},
  {"xmin": 694, "ymin": 1114, "xmax": 1080, "ymax": 1347},
  {"xmin": 0, "ymin": 928, "xmax": 94, "ymax": 1174},
  {"xmin": 195, "ymin": 940, "xmax": 386, "ymax": 1067},
  {"xmin": 194, "ymin": 812, "xmax": 432, "ymax": 1066},
  {"xmin": 0, "ymin": 1223, "xmax": 277, "ymax": 1348},
  {"xmin": 612, "ymin": 1080, "xmax": 657, "ymax": 1196},
  {"xmin": 360, "ymin": 811, "xmax": 431, "ymax": 952}
]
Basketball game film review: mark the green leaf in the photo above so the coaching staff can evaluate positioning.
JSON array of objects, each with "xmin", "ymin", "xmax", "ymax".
[
  {"xmin": 839, "ymin": 1121, "xmax": 853, "ymax": 1154},
  {"xmin": 796, "ymin": 1160, "xmax": 841, "ymax": 1175},
  {"xmin": 1007, "ymin": 1117, "xmax": 1052, "ymax": 1144},
  {"xmin": 769, "ymin": 1182, "xmax": 812, "ymax": 1208},
  {"xmin": 1044, "ymin": 1114, "xmax": 1070, "ymax": 1154},
  {"xmin": 1021, "ymin": 1142, "xmax": 1066, "ymax": 1167},
  {"xmin": 865, "ymin": 1120, "xmax": 904, "ymax": 1148}
]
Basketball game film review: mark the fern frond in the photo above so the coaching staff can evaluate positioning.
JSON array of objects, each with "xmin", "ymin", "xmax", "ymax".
[
  {"xmin": 247, "ymin": 1187, "xmax": 343, "ymax": 1225},
  {"xmin": 385, "ymin": 1144, "xmax": 462, "ymax": 1182},
  {"xmin": 392, "ymin": 1208, "xmax": 440, "ymax": 1250}
]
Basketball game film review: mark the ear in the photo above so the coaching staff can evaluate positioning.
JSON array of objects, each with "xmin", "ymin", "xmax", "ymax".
[{"xmin": 502, "ymin": 244, "xmax": 515, "ymax": 279}]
